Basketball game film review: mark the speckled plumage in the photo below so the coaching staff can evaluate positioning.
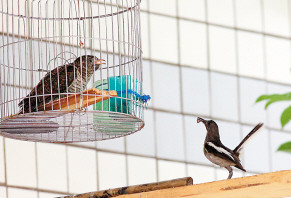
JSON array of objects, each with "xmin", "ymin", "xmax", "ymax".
[{"xmin": 19, "ymin": 55, "xmax": 104, "ymax": 113}]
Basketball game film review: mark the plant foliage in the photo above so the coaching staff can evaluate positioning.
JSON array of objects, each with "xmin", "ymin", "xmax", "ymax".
[
  {"xmin": 256, "ymin": 92, "xmax": 291, "ymax": 127},
  {"xmin": 277, "ymin": 141, "xmax": 291, "ymax": 153},
  {"xmin": 256, "ymin": 92, "xmax": 291, "ymax": 153}
]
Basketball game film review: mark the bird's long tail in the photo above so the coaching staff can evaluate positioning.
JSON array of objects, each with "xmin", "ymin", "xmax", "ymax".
[{"xmin": 233, "ymin": 123, "xmax": 264, "ymax": 157}]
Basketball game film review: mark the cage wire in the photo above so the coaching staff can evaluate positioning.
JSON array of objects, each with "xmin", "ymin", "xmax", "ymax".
[{"xmin": 0, "ymin": 0, "xmax": 147, "ymax": 143}]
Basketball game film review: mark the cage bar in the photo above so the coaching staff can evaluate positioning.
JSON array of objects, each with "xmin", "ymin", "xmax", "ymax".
[{"xmin": 0, "ymin": 0, "xmax": 144, "ymax": 143}]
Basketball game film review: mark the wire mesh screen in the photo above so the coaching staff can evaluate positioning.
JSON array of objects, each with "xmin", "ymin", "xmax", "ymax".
[{"xmin": 0, "ymin": 0, "xmax": 144, "ymax": 143}]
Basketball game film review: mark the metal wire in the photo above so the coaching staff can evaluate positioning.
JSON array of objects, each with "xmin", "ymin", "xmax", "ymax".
[{"xmin": 0, "ymin": 0, "xmax": 144, "ymax": 143}]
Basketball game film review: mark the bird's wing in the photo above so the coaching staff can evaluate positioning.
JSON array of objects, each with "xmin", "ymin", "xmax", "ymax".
[
  {"xmin": 52, "ymin": 64, "xmax": 78, "ymax": 94},
  {"xmin": 205, "ymin": 141, "xmax": 237, "ymax": 163},
  {"xmin": 233, "ymin": 123, "xmax": 264, "ymax": 157},
  {"xmin": 39, "ymin": 64, "xmax": 77, "ymax": 94},
  {"xmin": 219, "ymin": 143, "xmax": 246, "ymax": 171},
  {"xmin": 18, "ymin": 64, "xmax": 77, "ymax": 108},
  {"xmin": 205, "ymin": 141, "xmax": 246, "ymax": 171}
]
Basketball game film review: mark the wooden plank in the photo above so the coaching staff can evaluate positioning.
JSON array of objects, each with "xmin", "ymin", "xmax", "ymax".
[
  {"xmin": 61, "ymin": 177, "xmax": 193, "ymax": 198},
  {"xmin": 39, "ymin": 88, "xmax": 117, "ymax": 111},
  {"xmin": 115, "ymin": 170, "xmax": 291, "ymax": 198},
  {"xmin": 1, "ymin": 88, "xmax": 117, "ymax": 121}
]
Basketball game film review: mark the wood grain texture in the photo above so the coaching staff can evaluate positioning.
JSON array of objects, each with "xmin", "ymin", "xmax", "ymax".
[
  {"xmin": 38, "ymin": 88, "xmax": 117, "ymax": 111},
  {"xmin": 61, "ymin": 177, "xmax": 193, "ymax": 198},
  {"xmin": 115, "ymin": 170, "xmax": 291, "ymax": 198}
]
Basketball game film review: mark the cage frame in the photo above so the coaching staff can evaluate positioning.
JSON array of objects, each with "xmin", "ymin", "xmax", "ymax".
[{"xmin": 0, "ymin": 0, "xmax": 146, "ymax": 143}]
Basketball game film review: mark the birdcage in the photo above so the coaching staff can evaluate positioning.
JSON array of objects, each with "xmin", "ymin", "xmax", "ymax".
[{"xmin": 0, "ymin": 0, "xmax": 148, "ymax": 143}]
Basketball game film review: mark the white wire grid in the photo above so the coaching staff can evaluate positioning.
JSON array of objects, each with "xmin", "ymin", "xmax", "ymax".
[{"xmin": 0, "ymin": 0, "xmax": 144, "ymax": 143}]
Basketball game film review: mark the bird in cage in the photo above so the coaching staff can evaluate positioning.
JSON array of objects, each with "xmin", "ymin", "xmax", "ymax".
[
  {"xmin": 18, "ymin": 55, "xmax": 105, "ymax": 113},
  {"xmin": 197, "ymin": 117, "xmax": 263, "ymax": 179}
]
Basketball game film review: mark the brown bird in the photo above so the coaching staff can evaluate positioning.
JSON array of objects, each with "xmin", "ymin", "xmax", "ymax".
[
  {"xmin": 19, "ymin": 55, "xmax": 105, "ymax": 113},
  {"xmin": 197, "ymin": 117, "xmax": 263, "ymax": 179}
]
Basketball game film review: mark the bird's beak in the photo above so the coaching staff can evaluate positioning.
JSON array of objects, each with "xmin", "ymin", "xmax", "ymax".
[
  {"xmin": 95, "ymin": 59, "xmax": 106, "ymax": 65},
  {"xmin": 197, "ymin": 117, "xmax": 206, "ymax": 124}
]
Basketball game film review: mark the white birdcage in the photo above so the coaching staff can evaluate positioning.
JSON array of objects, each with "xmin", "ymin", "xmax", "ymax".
[{"xmin": 0, "ymin": 0, "xmax": 147, "ymax": 143}]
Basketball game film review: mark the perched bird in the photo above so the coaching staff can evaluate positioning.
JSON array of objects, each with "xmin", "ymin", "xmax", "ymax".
[
  {"xmin": 197, "ymin": 117, "xmax": 263, "ymax": 179},
  {"xmin": 19, "ymin": 55, "xmax": 105, "ymax": 113}
]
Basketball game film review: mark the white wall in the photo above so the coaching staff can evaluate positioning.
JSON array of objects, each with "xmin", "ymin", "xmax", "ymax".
[{"xmin": 1, "ymin": 0, "xmax": 291, "ymax": 197}]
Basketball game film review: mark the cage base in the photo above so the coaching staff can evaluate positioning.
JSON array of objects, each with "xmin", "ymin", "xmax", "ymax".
[{"xmin": 0, "ymin": 110, "xmax": 144, "ymax": 143}]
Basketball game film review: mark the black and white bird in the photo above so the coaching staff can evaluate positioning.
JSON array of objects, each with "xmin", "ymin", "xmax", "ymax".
[{"xmin": 197, "ymin": 117, "xmax": 263, "ymax": 179}]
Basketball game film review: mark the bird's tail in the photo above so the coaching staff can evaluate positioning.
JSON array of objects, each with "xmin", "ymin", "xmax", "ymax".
[{"xmin": 233, "ymin": 123, "xmax": 264, "ymax": 157}]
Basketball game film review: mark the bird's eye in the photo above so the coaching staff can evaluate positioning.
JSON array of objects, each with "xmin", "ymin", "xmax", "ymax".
[{"xmin": 89, "ymin": 59, "xmax": 93, "ymax": 63}]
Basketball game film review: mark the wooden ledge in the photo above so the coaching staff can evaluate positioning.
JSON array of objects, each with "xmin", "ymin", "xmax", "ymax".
[
  {"xmin": 61, "ymin": 177, "xmax": 193, "ymax": 198},
  {"xmin": 116, "ymin": 170, "xmax": 291, "ymax": 198}
]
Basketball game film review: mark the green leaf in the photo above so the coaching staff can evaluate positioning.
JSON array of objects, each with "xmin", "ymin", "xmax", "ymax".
[
  {"xmin": 255, "ymin": 92, "xmax": 291, "ymax": 109},
  {"xmin": 277, "ymin": 141, "xmax": 291, "ymax": 153},
  {"xmin": 265, "ymin": 93, "xmax": 291, "ymax": 109},
  {"xmin": 255, "ymin": 95, "xmax": 273, "ymax": 103},
  {"xmin": 281, "ymin": 105, "xmax": 291, "ymax": 127}
]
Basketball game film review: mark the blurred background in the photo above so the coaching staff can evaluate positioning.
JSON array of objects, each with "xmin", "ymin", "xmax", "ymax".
[{"xmin": 1, "ymin": 0, "xmax": 291, "ymax": 197}]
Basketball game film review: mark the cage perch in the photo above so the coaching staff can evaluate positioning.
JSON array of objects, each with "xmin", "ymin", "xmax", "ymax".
[{"xmin": 37, "ymin": 88, "xmax": 117, "ymax": 111}]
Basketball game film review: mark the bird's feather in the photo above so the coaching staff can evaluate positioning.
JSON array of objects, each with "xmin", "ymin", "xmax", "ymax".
[
  {"xmin": 19, "ymin": 64, "xmax": 78, "ymax": 113},
  {"xmin": 205, "ymin": 141, "xmax": 245, "ymax": 171},
  {"xmin": 204, "ymin": 141, "xmax": 236, "ymax": 164},
  {"xmin": 18, "ymin": 55, "xmax": 101, "ymax": 113},
  {"xmin": 233, "ymin": 123, "xmax": 264, "ymax": 157},
  {"xmin": 207, "ymin": 142, "xmax": 235, "ymax": 161}
]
